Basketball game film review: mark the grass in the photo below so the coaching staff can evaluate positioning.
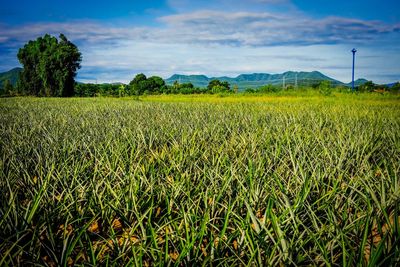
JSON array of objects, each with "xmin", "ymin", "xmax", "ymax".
[{"xmin": 0, "ymin": 93, "xmax": 399, "ymax": 266}]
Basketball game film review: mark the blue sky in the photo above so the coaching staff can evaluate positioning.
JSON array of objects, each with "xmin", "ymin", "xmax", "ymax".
[{"xmin": 0, "ymin": 0, "xmax": 399, "ymax": 83}]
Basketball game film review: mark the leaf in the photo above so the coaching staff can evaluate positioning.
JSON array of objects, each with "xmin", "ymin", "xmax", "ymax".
[{"xmin": 245, "ymin": 201, "xmax": 260, "ymax": 234}]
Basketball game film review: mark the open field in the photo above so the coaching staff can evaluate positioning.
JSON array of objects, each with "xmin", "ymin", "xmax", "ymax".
[{"xmin": 1, "ymin": 93, "xmax": 399, "ymax": 265}]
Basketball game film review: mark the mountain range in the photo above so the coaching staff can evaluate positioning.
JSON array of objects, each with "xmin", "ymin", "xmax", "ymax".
[
  {"xmin": 0, "ymin": 68, "xmax": 370, "ymax": 90},
  {"xmin": 165, "ymin": 71, "xmax": 368, "ymax": 90}
]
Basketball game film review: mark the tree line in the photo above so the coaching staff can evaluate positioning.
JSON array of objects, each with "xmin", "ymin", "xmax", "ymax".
[{"xmin": 74, "ymin": 74, "xmax": 233, "ymax": 97}]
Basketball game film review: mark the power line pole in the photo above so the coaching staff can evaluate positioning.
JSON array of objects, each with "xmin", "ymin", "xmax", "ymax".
[
  {"xmin": 295, "ymin": 73, "xmax": 298, "ymax": 89},
  {"xmin": 351, "ymin": 48, "xmax": 357, "ymax": 92},
  {"xmin": 283, "ymin": 76, "xmax": 285, "ymax": 89}
]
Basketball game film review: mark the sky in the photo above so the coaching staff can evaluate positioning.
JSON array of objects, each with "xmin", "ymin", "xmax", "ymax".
[{"xmin": 0, "ymin": 0, "xmax": 399, "ymax": 84}]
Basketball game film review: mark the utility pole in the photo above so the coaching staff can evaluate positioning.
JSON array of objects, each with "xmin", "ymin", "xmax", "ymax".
[
  {"xmin": 295, "ymin": 73, "xmax": 298, "ymax": 89},
  {"xmin": 351, "ymin": 48, "xmax": 357, "ymax": 92},
  {"xmin": 283, "ymin": 76, "xmax": 285, "ymax": 89}
]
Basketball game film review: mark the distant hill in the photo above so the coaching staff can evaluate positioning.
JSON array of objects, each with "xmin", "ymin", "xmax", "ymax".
[
  {"xmin": 165, "ymin": 71, "xmax": 367, "ymax": 90},
  {"xmin": 386, "ymin": 82, "xmax": 400, "ymax": 88},
  {"xmin": 346, "ymin": 78, "xmax": 369, "ymax": 87},
  {"xmin": 0, "ymin": 67, "xmax": 22, "ymax": 88},
  {"xmin": 166, "ymin": 74, "xmax": 210, "ymax": 88}
]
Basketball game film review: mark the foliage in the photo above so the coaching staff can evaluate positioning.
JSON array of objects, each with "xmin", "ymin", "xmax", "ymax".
[
  {"xmin": 165, "ymin": 71, "xmax": 344, "ymax": 90},
  {"xmin": 167, "ymin": 81, "xmax": 207, "ymax": 94},
  {"xmin": 242, "ymin": 84, "xmax": 282, "ymax": 94},
  {"xmin": 207, "ymin": 79, "xmax": 231, "ymax": 93},
  {"xmin": 1, "ymin": 80, "xmax": 14, "ymax": 96},
  {"xmin": 258, "ymin": 84, "xmax": 281, "ymax": 93},
  {"xmin": 17, "ymin": 34, "xmax": 81, "ymax": 97},
  {"xmin": 1, "ymin": 95, "xmax": 399, "ymax": 265},
  {"xmin": 390, "ymin": 82, "xmax": 400, "ymax": 92},
  {"xmin": 118, "ymin": 84, "xmax": 128, "ymax": 97},
  {"xmin": 318, "ymin": 80, "xmax": 332, "ymax": 96},
  {"xmin": 75, "ymin": 83, "xmax": 132, "ymax": 97},
  {"xmin": 0, "ymin": 68, "xmax": 22, "ymax": 89},
  {"xmin": 233, "ymin": 85, "xmax": 239, "ymax": 93},
  {"xmin": 311, "ymin": 81, "xmax": 322, "ymax": 89},
  {"xmin": 244, "ymin": 88, "xmax": 256, "ymax": 93},
  {"xmin": 358, "ymin": 81, "xmax": 377, "ymax": 92},
  {"xmin": 71, "ymin": 82, "xmax": 400, "ymax": 98},
  {"xmin": 128, "ymin": 73, "xmax": 167, "ymax": 95},
  {"xmin": 74, "ymin": 81, "xmax": 211, "ymax": 97}
]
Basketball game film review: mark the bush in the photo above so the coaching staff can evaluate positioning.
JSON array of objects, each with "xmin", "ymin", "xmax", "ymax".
[
  {"xmin": 258, "ymin": 84, "xmax": 281, "ymax": 93},
  {"xmin": 319, "ymin": 81, "xmax": 332, "ymax": 96}
]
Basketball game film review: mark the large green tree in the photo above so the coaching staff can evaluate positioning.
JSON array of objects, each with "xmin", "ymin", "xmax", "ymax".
[
  {"xmin": 129, "ymin": 73, "xmax": 147, "ymax": 95},
  {"xmin": 129, "ymin": 74, "xmax": 166, "ymax": 95},
  {"xmin": 207, "ymin": 79, "xmax": 231, "ymax": 93},
  {"xmin": 17, "ymin": 34, "xmax": 81, "ymax": 96}
]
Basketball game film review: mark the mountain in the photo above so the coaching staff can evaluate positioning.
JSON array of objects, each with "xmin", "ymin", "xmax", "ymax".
[
  {"xmin": 165, "ymin": 71, "xmax": 353, "ymax": 90},
  {"xmin": 0, "ymin": 67, "xmax": 22, "ymax": 88},
  {"xmin": 386, "ymin": 82, "xmax": 400, "ymax": 88},
  {"xmin": 346, "ymin": 78, "xmax": 368, "ymax": 87},
  {"xmin": 167, "ymin": 74, "xmax": 210, "ymax": 88}
]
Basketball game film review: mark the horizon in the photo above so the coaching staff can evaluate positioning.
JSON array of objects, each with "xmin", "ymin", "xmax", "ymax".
[
  {"xmin": 0, "ymin": 67, "xmax": 388, "ymax": 85},
  {"xmin": 1, "ymin": 0, "xmax": 399, "ymax": 84}
]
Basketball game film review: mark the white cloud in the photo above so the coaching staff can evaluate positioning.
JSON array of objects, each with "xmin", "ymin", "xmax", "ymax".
[
  {"xmin": 1, "ymin": 11, "xmax": 397, "ymax": 47},
  {"xmin": 158, "ymin": 11, "xmax": 399, "ymax": 46}
]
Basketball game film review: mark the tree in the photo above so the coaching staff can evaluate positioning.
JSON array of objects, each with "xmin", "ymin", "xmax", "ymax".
[
  {"xmin": 118, "ymin": 84, "xmax": 128, "ymax": 97},
  {"xmin": 129, "ymin": 73, "xmax": 147, "ymax": 95},
  {"xmin": 147, "ymin": 76, "xmax": 166, "ymax": 93},
  {"xmin": 173, "ymin": 81, "xmax": 179, "ymax": 90},
  {"xmin": 17, "ymin": 34, "xmax": 81, "ymax": 96},
  {"xmin": 358, "ymin": 81, "xmax": 376, "ymax": 92},
  {"xmin": 258, "ymin": 84, "xmax": 280, "ymax": 93},
  {"xmin": 129, "ymin": 74, "xmax": 166, "ymax": 95},
  {"xmin": 390, "ymin": 82, "xmax": 400, "ymax": 92},
  {"xmin": 3, "ymin": 80, "xmax": 14, "ymax": 96},
  {"xmin": 207, "ymin": 79, "xmax": 231, "ymax": 93},
  {"xmin": 233, "ymin": 84, "xmax": 239, "ymax": 94},
  {"xmin": 319, "ymin": 81, "xmax": 332, "ymax": 96}
]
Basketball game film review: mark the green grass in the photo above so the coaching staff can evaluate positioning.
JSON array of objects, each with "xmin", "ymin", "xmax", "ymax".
[{"xmin": 1, "ymin": 93, "xmax": 399, "ymax": 266}]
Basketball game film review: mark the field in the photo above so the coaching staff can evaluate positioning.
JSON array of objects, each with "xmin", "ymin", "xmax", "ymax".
[{"xmin": 1, "ymin": 93, "xmax": 399, "ymax": 266}]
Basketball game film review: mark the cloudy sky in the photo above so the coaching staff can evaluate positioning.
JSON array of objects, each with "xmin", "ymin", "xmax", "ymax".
[{"xmin": 0, "ymin": 0, "xmax": 399, "ymax": 83}]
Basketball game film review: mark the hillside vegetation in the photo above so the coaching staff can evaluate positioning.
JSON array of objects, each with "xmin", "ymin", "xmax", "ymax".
[
  {"xmin": 0, "ymin": 67, "xmax": 21, "ymax": 88},
  {"xmin": 1, "ymin": 94, "xmax": 399, "ymax": 265},
  {"xmin": 164, "ymin": 71, "xmax": 369, "ymax": 90}
]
